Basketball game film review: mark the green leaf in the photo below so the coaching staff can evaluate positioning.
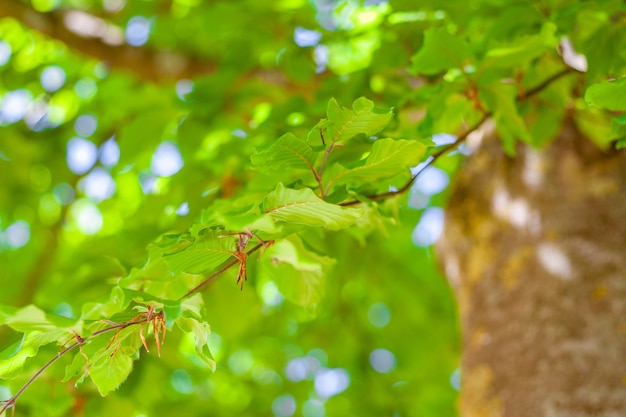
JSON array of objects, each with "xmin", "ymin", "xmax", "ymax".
[
  {"xmin": 484, "ymin": 23, "xmax": 557, "ymax": 69},
  {"xmin": 263, "ymin": 184, "xmax": 363, "ymax": 230},
  {"xmin": 479, "ymin": 82, "xmax": 530, "ymax": 151},
  {"xmin": 585, "ymin": 79, "xmax": 626, "ymax": 111},
  {"xmin": 4, "ymin": 305, "xmax": 78, "ymax": 333},
  {"xmin": 411, "ymin": 27, "xmax": 472, "ymax": 75},
  {"xmin": 162, "ymin": 230, "xmax": 235, "ymax": 275},
  {"xmin": 259, "ymin": 235, "xmax": 335, "ymax": 308},
  {"xmin": 326, "ymin": 139, "xmax": 428, "ymax": 186},
  {"xmin": 89, "ymin": 350, "xmax": 134, "ymax": 396},
  {"xmin": 611, "ymin": 114, "xmax": 626, "ymax": 141},
  {"xmin": 318, "ymin": 97, "xmax": 393, "ymax": 145},
  {"xmin": 251, "ymin": 133, "xmax": 318, "ymax": 173},
  {"xmin": 176, "ymin": 317, "xmax": 215, "ymax": 371},
  {"xmin": 0, "ymin": 330, "xmax": 74, "ymax": 378}
]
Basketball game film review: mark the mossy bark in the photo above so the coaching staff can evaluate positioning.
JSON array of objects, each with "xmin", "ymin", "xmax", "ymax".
[{"xmin": 439, "ymin": 119, "xmax": 626, "ymax": 416}]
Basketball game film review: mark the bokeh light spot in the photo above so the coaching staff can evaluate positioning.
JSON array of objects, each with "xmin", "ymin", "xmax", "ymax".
[
  {"xmin": 260, "ymin": 280, "xmax": 284, "ymax": 307},
  {"xmin": 176, "ymin": 79, "xmax": 193, "ymax": 100},
  {"xmin": 176, "ymin": 202, "xmax": 189, "ymax": 216},
  {"xmin": 40, "ymin": 66, "xmax": 66, "ymax": 92},
  {"xmin": 294, "ymin": 27, "xmax": 322, "ymax": 47},
  {"xmin": 71, "ymin": 199, "xmax": 103, "ymax": 235},
  {"xmin": 0, "ymin": 42, "xmax": 11, "ymax": 66},
  {"xmin": 54, "ymin": 302, "xmax": 74, "ymax": 318},
  {"xmin": 53, "ymin": 183, "xmax": 75, "ymax": 205},
  {"xmin": 412, "ymin": 207, "xmax": 444, "ymax": 247},
  {"xmin": 99, "ymin": 137, "xmax": 120, "ymax": 167},
  {"xmin": 74, "ymin": 114, "xmax": 98, "ymax": 137},
  {"xmin": 450, "ymin": 368, "xmax": 461, "ymax": 391},
  {"xmin": 228, "ymin": 350, "xmax": 254, "ymax": 375},
  {"xmin": 369, "ymin": 348, "xmax": 396, "ymax": 373},
  {"xmin": 272, "ymin": 394, "xmax": 296, "ymax": 417},
  {"xmin": 367, "ymin": 302, "xmax": 390, "ymax": 328},
  {"xmin": 5, "ymin": 220, "xmax": 30, "ymax": 248},
  {"xmin": 0, "ymin": 90, "xmax": 32, "ymax": 124},
  {"xmin": 413, "ymin": 167, "xmax": 449, "ymax": 196},
  {"xmin": 67, "ymin": 137, "xmax": 98, "ymax": 174},
  {"xmin": 151, "ymin": 142, "xmax": 184, "ymax": 177},
  {"xmin": 126, "ymin": 16, "xmax": 151, "ymax": 46},
  {"xmin": 74, "ymin": 78, "xmax": 97, "ymax": 99},
  {"xmin": 302, "ymin": 399, "xmax": 325, "ymax": 417},
  {"xmin": 314, "ymin": 368, "xmax": 350, "ymax": 398},
  {"xmin": 171, "ymin": 369, "xmax": 193, "ymax": 394},
  {"xmin": 80, "ymin": 167, "xmax": 116, "ymax": 201}
]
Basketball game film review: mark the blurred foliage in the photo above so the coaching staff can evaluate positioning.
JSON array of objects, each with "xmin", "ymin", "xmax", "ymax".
[{"xmin": 0, "ymin": 0, "xmax": 624, "ymax": 416}]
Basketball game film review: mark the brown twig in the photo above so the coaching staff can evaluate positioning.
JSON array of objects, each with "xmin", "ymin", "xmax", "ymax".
[
  {"xmin": 178, "ymin": 242, "xmax": 266, "ymax": 300},
  {"xmin": 0, "ymin": 319, "xmax": 148, "ymax": 416},
  {"xmin": 339, "ymin": 68, "xmax": 575, "ymax": 207}
]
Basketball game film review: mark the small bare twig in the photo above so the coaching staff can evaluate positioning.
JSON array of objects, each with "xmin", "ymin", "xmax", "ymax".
[
  {"xmin": 0, "ymin": 318, "xmax": 154, "ymax": 416},
  {"xmin": 178, "ymin": 242, "xmax": 267, "ymax": 300}
]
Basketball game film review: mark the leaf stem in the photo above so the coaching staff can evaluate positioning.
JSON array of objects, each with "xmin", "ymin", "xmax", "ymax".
[
  {"xmin": 0, "ymin": 321, "xmax": 145, "ymax": 416},
  {"xmin": 178, "ymin": 242, "xmax": 265, "ymax": 300},
  {"xmin": 339, "ymin": 67, "xmax": 575, "ymax": 207}
]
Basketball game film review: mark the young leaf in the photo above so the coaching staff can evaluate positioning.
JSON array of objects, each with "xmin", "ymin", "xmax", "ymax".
[
  {"xmin": 163, "ymin": 230, "xmax": 235, "ymax": 275},
  {"xmin": 89, "ymin": 351, "xmax": 134, "ymax": 396},
  {"xmin": 411, "ymin": 27, "xmax": 472, "ymax": 75},
  {"xmin": 263, "ymin": 184, "xmax": 363, "ymax": 230},
  {"xmin": 326, "ymin": 139, "xmax": 428, "ymax": 186},
  {"xmin": 176, "ymin": 317, "xmax": 215, "ymax": 371},
  {"xmin": 321, "ymin": 97, "xmax": 393, "ymax": 145},
  {"xmin": 585, "ymin": 79, "xmax": 626, "ymax": 111},
  {"xmin": 259, "ymin": 236, "xmax": 335, "ymax": 309},
  {"xmin": 251, "ymin": 133, "xmax": 318, "ymax": 172}
]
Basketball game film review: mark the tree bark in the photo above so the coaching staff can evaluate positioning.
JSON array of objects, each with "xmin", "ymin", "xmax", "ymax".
[{"xmin": 438, "ymin": 118, "xmax": 626, "ymax": 416}]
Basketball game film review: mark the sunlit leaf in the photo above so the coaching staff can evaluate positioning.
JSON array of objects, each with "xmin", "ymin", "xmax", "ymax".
[
  {"xmin": 263, "ymin": 183, "xmax": 363, "ymax": 230},
  {"xmin": 312, "ymin": 97, "xmax": 393, "ymax": 145},
  {"xmin": 585, "ymin": 79, "xmax": 626, "ymax": 111},
  {"xmin": 260, "ymin": 235, "xmax": 335, "ymax": 308},
  {"xmin": 89, "ymin": 350, "xmax": 134, "ymax": 396},
  {"xmin": 162, "ymin": 230, "xmax": 235, "ymax": 275},
  {"xmin": 251, "ymin": 133, "xmax": 318, "ymax": 173},
  {"xmin": 176, "ymin": 317, "xmax": 215, "ymax": 371},
  {"xmin": 411, "ymin": 27, "xmax": 472, "ymax": 75},
  {"xmin": 325, "ymin": 139, "xmax": 428, "ymax": 187}
]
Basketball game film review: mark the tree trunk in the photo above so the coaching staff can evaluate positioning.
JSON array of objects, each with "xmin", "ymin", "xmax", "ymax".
[{"xmin": 438, "ymin": 118, "xmax": 626, "ymax": 416}]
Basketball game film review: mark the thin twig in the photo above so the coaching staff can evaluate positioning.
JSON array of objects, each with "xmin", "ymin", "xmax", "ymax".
[
  {"xmin": 178, "ymin": 242, "xmax": 265, "ymax": 300},
  {"xmin": 0, "ymin": 321, "xmax": 146, "ymax": 416},
  {"xmin": 339, "ymin": 68, "xmax": 575, "ymax": 207}
]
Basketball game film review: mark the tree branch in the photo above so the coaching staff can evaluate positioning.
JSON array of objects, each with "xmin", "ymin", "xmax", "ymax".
[
  {"xmin": 0, "ymin": 0, "xmax": 216, "ymax": 82},
  {"xmin": 339, "ymin": 67, "xmax": 575, "ymax": 207},
  {"xmin": 178, "ymin": 242, "xmax": 265, "ymax": 300},
  {"xmin": 0, "ymin": 320, "xmax": 146, "ymax": 416}
]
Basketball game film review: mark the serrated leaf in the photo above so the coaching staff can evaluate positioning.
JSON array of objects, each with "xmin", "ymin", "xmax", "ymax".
[
  {"xmin": 0, "ymin": 329, "xmax": 73, "ymax": 379},
  {"xmin": 321, "ymin": 97, "xmax": 393, "ymax": 145},
  {"xmin": 263, "ymin": 184, "xmax": 363, "ymax": 230},
  {"xmin": 89, "ymin": 351, "xmax": 133, "ymax": 396},
  {"xmin": 4, "ymin": 305, "xmax": 77, "ymax": 333},
  {"xmin": 163, "ymin": 230, "xmax": 235, "ymax": 275},
  {"xmin": 326, "ymin": 139, "xmax": 428, "ymax": 187},
  {"xmin": 585, "ymin": 79, "xmax": 626, "ymax": 111},
  {"xmin": 176, "ymin": 317, "xmax": 215, "ymax": 371},
  {"xmin": 251, "ymin": 133, "xmax": 318, "ymax": 172},
  {"xmin": 260, "ymin": 236, "xmax": 335, "ymax": 308},
  {"xmin": 411, "ymin": 27, "xmax": 472, "ymax": 75}
]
